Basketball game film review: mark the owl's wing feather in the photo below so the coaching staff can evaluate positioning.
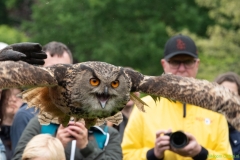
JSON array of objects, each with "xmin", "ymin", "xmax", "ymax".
[
  {"xmin": 135, "ymin": 73, "xmax": 240, "ymax": 131},
  {"xmin": 0, "ymin": 61, "xmax": 57, "ymax": 89},
  {"xmin": 130, "ymin": 92, "xmax": 148, "ymax": 112},
  {"xmin": 125, "ymin": 68, "xmax": 240, "ymax": 130},
  {"xmin": 22, "ymin": 87, "xmax": 69, "ymax": 125},
  {"xmin": 96, "ymin": 111, "xmax": 123, "ymax": 126},
  {"xmin": 149, "ymin": 95, "xmax": 160, "ymax": 104}
]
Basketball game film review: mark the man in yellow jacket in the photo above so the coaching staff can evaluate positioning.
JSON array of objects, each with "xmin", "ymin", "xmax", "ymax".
[{"xmin": 122, "ymin": 34, "xmax": 233, "ymax": 160}]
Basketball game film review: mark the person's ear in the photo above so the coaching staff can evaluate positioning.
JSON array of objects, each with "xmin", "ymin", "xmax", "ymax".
[
  {"xmin": 195, "ymin": 59, "xmax": 200, "ymax": 69},
  {"xmin": 161, "ymin": 59, "xmax": 167, "ymax": 69}
]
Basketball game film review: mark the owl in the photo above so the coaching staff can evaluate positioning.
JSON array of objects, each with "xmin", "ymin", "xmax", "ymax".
[{"xmin": 0, "ymin": 60, "xmax": 240, "ymax": 130}]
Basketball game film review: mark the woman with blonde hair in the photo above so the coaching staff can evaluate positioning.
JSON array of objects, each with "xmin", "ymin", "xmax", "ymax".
[{"xmin": 22, "ymin": 134, "xmax": 65, "ymax": 160}]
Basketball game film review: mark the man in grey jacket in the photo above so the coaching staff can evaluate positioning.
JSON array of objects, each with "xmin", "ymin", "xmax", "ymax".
[{"xmin": 12, "ymin": 116, "xmax": 122, "ymax": 160}]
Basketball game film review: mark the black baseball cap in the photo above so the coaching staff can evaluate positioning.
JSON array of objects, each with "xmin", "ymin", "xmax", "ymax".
[{"xmin": 163, "ymin": 34, "xmax": 198, "ymax": 60}]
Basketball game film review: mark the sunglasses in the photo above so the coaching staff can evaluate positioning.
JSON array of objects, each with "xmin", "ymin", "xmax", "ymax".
[{"xmin": 167, "ymin": 59, "xmax": 197, "ymax": 69}]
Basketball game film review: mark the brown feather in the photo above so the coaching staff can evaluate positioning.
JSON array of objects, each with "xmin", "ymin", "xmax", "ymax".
[
  {"xmin": 1, "ymin": 61, "xmax": 240, "ymax": 130},
  {"xmin": 0, "ymin": 61, "xmax": 57, "ymax": 89},
  {"xmin": 22, "ymin": 87, "xmax": 67, "ymax": 124},
  {"xmin": 136, "ymin": 73, "xmax": 240, "ymax": 131}
]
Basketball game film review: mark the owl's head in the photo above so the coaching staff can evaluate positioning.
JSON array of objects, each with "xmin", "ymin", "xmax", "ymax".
[{"xmin": 67, "ymin": 62, "xmax": 132, "ymax": 118}]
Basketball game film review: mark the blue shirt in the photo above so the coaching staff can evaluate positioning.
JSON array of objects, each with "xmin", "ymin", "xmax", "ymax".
[{"xmin": 10, "ymin": 103, "xmax": 38, "ymax": 151}]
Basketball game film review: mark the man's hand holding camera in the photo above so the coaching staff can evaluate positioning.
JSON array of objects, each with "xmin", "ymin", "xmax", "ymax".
[
  {"xmin": 170, "ymin": 132, "xmax": 202, "ymax": 157},
  {"xmin": 154, "ymin": 129, "xmax": 171, "ymax": 159},
  {"xmin": 154, "ymin": 129, "xmax": 202, "ymax": 159}
]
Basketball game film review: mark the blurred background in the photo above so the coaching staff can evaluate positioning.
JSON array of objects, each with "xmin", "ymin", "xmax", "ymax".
[{"xmin": 0, "ymin": 0, "xmax": 239, "ymax": 80}]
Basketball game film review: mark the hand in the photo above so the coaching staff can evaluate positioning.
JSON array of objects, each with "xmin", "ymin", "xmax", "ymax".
[
  {"xmin": 170, "ymin": 132, "xmax": 202, "ymax": 157},
  {"xmin": 0, "ymin": 42, "xmax": 47, "ymax": 65},
  {"xmin": 56, "ymin": 124, "xmax": 74, "ymax": 148},
  {"xmin": 154, "ymin": 129, "xmax": 171, "ymax": 159},
  {"xmin": 67, "ymin": 121, "xmax": 88, "ymax": 149}
]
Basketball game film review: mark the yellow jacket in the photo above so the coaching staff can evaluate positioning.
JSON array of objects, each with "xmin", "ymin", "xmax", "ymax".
[{"xmin": 122, "ymin": 96, "xmax": 233, "ymax": 160}]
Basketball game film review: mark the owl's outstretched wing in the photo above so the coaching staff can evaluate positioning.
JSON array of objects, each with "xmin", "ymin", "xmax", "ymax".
[
  {"xmin": 0, "ymin": 61, "xmax": 57, "ymax": 89},
  {"xmin": 126, "ymin": 69, "xmax": 240, "ymax": 131}
]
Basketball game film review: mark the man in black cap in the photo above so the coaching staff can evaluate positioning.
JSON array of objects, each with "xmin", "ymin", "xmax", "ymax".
[
  {"xmin": 161, "ymin": 34, "xmax": 199, "ymax": 78},
  {"xmin": 122, "ymin": 34, "xmax": 232, "ymax": 160}
]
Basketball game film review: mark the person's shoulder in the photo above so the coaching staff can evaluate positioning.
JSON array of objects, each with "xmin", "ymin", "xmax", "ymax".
[
  {"xmin": 141, "ymin": 95, "xmax": 169, "ymax": 104},
  {"xmin": 15, "ymin": 103, "xmax": 37, "ymax": 116},
  {"xmin": 141, "ymin": 95, "xmax": 155, "ymax": 102},
  {"xmin": 16, "ymin": 103, "xmax": 28, "ymax": 112},
  {"xmin": 141, "ymin": 95, "xmax": 160, "ymax": 107},
  {"xmin": 25, "ymin": 116, "xmax": 41, "ymax": 131},
  {"xmin": 93, "ymin": 124, "xmax": 118, "ymax": 135},
  {"xmin": 26, "ymin": 115, "xmax": 40, "ymax": 126},
  {"xmin": 140, "ymin": 96, "xmax": 173, "ymax": 111},
  {"xmin": 194, "ymin": 104, "xmax": 226, "ymax": 119},
  {"xmin": 107, "ymin": 125, "xmax": 119, "ymax": 134}
]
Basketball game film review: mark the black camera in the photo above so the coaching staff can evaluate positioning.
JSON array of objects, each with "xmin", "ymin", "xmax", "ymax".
[{"xmin": 165, "ymin": 131, "xmax": 189, "ymax": 149}]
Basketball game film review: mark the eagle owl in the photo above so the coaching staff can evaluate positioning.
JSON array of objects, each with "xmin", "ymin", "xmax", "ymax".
[{"xmin": 0, "ymin": 60, "xmax": 240, "ymax": 130}]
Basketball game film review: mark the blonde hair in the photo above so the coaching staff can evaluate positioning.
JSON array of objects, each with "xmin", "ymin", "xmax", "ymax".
[{"xmin": 22, "ymin": 134, "xmax": 66, "ymax": 160}]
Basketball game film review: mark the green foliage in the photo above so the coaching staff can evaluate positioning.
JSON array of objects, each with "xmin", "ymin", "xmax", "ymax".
[
  {"xmin": 2, "ymin": 0, "xmax": 238, "ymax": 81},
  {"xmin": 0, "ymin": 0, "xmax": 9, "ymax": 24},
  {"xmin": 0, "ymin": 25, "xmax": 28, "ymax": 44},
  {"xmin": 194, "ymin": 0, "xmax": 240, "ymax": 81},
  {"xmin": 21, "ymin": 0, "xmax": 211, "ymax": 75}
]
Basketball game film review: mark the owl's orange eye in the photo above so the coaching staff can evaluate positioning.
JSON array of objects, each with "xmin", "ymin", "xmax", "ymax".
[
  {"xmin": 90, "ymin": 78, "xmax": 100, "ymax": 86},
  {"xmin": 111, "ymin": 80, "xmax": 119, "ymax": 88}
]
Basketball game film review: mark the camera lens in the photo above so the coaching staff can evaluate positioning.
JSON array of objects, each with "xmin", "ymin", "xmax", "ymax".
[{"xmin": 170, "ymin": 131, "xmax": 188, "ymax": 149}]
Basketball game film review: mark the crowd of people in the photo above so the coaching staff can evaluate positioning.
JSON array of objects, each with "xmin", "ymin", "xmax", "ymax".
[{"xmin": 0, "ymin": 34, "xmax": 239, "ymax": 160}]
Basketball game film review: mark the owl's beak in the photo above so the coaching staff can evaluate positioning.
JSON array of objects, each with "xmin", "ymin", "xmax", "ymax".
[
  {"xmin": 104, "ymin": 86, "xmax": 108, "ymax": 96},
  {"xmin": 96, "ymin": 86, "xmax": 110, "ymax": 109},
  {"xmin": 98, "ymin": 95, "xmax": 109, "ymax": 109},
  {"xmin": 100, "ymin": 101, "xmax": 107, "ymax": 109}
]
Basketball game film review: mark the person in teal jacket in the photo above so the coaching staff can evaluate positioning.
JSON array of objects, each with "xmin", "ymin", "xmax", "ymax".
[{"xmin": 12, "ymin": 116, "xmax": 122, "ymax": 160}]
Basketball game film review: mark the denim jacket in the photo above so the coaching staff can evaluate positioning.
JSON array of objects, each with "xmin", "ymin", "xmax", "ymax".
[
  {"xmin": 229, "ymin": 124, "xmax": 240, "ymax": 160},
  {"xmin": 0, "ymin": 138, "xmax": 6, "ymax": 160}
]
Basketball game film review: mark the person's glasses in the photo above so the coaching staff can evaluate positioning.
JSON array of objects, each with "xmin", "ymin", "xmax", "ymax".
[{"xmin": 167, "ymin": 59, "xmax": 196, "ymax": 69}]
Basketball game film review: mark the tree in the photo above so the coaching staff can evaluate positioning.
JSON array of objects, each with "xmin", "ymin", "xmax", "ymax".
[
  {"xmin": 22, "ymin": 0, "xmax": 212, "ymax": 75},
  {"xmin": 0, "ymin": 0, "xmax": 9, "ymax": 24},
  {"xmin": 194, "ymin": 0, "xmax": 240, "ymax": 80},
  {"xmin": 0, "ymin": 25, "xmax": 28, "ymax": 44}
]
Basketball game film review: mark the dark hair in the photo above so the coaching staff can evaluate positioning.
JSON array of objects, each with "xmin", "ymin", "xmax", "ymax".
[
  {"xmin": 0, "ymin": 89, "xmax": 11, "ymax": 126},
  {"xmin": 214, "ymin": 72, "xmax": 240, "ymax": 96},
  {"xmin": 43, "ymin": 41, "xmax": 73, "ymax": 63}
]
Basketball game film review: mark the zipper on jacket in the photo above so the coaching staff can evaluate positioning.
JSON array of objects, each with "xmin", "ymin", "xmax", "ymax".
[{"xmin": 183, "ymin": 103, "xmax": 186, "ymax": 118}]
